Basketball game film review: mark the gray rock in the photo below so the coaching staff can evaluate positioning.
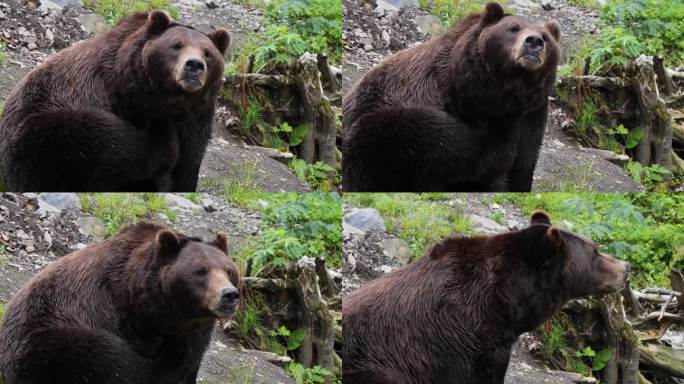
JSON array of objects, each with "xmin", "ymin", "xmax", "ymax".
[
  {"xmin": 78, "ymin": 215, "xmax": 106, "ymax": 241},
  {"xmin": 509, "ymin": 0, "xmax": 539, "ymax": 10},
  {"xmin": 343, "ymin": 208, "xmax": 386, "ymax": 234},
  {"xmin": 380, "ymin": 237, "xmax": 412, "ymax": 265},
  {"xmin": 78, "ymin": 13, "xmax": 110, "ymax": 36},
  {"xmin": 468, "ymin": 214, "xmax": 507, "ymax": 234},
  {"xmin": 39, "ymin": 193, "xmax": 81, "ymax": 211},
  {"xmin": 164, "ymin": 194, "xmax": 202, "ymax": 211},
  {"xmin": 383, "ymin": 0, "xmax": 419, "ymax": 10},
  {"xmin": 541, "ymin": 0, "xmax": 554, "ymax": 10},
  {"xmin": 414, "ymin": 14, "xmax": 444, "ymax": 37},
  {"xmin": 205, "ymin": 0, "xmax": 219, "ymax": 9},
  {"xmin": 374, "ymin": 0, "xmax": 399, "ymax": 17}
]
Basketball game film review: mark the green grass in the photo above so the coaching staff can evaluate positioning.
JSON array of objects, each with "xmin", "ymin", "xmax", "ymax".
[
  {"xmin": 535, "ymin": 160, "xmax": 596, "ymax": 192},
  {"xmin": 418, "ymin": 0, "xmax": 486, "ymax": 27},
  {"xmin": 0, "ymin": 302, "xmax": 5, "ymax": 322},
  {"xmin": 225, "ymin": 363, "xmax": 256, "ymax": 384},
  {"xmin": 344, "ymin": 193, "xmax": 471, "ymax": 260},
  {"xmin": 81, "ymin": 0, "xmax": 178, "ymax": 24},
  {"xmin": 490, "ymin": 211, "xmax": 505, "ymax": 226},
  {"xmin": 199, "ymin": 163, "xmax": 263, "ymax": 205},
  {"xmin": 79, "ymin": 193, "xmax": 172, "ymax": 236},
  {"xmin": 184, "ymin": 192, "xmax": 201, "ymax": 205}
]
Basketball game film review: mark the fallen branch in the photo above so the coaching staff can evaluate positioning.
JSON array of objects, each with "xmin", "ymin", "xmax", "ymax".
[
  {"xmin": 642, "ymin": 288, "xmax": 682, "ymax": 296},
  {"xmin": 658, "ymin": 293, "xmax": 676, "ymax": 321},
  {"xmin": 632, "ymin": 311, "xmax": 684, "ymax": 326}
]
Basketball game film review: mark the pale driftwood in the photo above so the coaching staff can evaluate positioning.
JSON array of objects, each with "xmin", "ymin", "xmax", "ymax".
[
  {"xmin": 226, "ymin": 73, "xmax": 292, "ymax": 88},
  {"xmin": 642, "ymin": 288, "xmax": 682, "ymax": 296},
  {"xmin": 632, "ymin": 311, "xmax": 684, "ymax": 326},
  {"xmin": 632, "ymin": 290, "xmax": 680, "ymax": 304},
  {"xmin": 639, "ymin": 343, "xmax": 684, "ymax": 378},
  {"xmin": 658, "ymin": 293, "xmax": 676, "ymax": 321},
  {"xmin": 670, "ymin": 269, "xmax": 684, "ymax": 313},
  {"xmin": 242, "ymin": 276, "xmax": 292, "ymax": 291}
]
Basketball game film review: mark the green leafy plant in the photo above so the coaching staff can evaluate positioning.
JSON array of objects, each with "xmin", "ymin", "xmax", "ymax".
[
  {"xmin": 286, "ymin": 362, "xmax": 335, "ymax": 384},
  {"xmin": 289, "ymin": 159, "xmax": 336, "ymax": 191},
  {"xmin": 263, "ymin": 0, "xmax": 342, "ymax": 63},
  {"xmin": 490, "ymin": 211, "xmax": 505, "ymax": 226},
  {"xmin": 269, "ymin": 326, "xmax": 306, "ymax": 355},
  {"xmin": 625, "ymin": 161, "xmax": 672, "ymax": 191}
]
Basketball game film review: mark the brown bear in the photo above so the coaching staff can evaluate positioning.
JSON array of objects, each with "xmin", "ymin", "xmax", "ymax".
[
  {"xmin": 0, "ymin": 222, "xmax": 240, "ymax": 384},
  {"xmin": 342, "ymin": 2, "xmax": 561, "ymax": 192},
  {"xmin": 0, "ymin": 10, "xmax": 229, "ymax": 192},
  {"xmin": 342, "ymin": 211, "xmax": 629, "ymax": 384}
]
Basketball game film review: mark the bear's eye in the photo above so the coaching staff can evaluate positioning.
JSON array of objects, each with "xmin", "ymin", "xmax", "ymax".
[
  {"xmin": 204, "ymin": 50, "xmax": 212, "ymax": 59},
  {"xmin": 172, "ymin": 42, "xmax": 183, "ymax": 50},
  {"xmin": 193, "ymin": 267, "xmax": 208, "ymax": 276},
  {"xmin": 542, "ymin": 33, "xmax": 549, "ymax": 41},
  {"xmin": 509, "ymin": 26, "xmax": 520, "ymax": 33}
]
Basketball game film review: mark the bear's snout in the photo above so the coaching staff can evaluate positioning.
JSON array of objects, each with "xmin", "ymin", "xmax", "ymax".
[
  {"xmin": 184, "ymin": 58, "xmax": 206, "ymax": 77},
  {"xmin": 599, "ymin": 254, "xmax": 630, "ymax": 292},
  {"xmin": 523, "ymin": 34, "xmax": 544, "ymax": 54},
  {"xmin": 219, "ymin": 287, "xmax": 240, "ymax": 308}
]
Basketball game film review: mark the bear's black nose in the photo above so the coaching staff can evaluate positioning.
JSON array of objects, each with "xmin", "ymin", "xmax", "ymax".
[
  {"xmin": 185, "ymin": 58, "xmax": 205, "ymax": 76},
  {"xmin": 524, "ymin": 35, "xmax": 544, "ymax": 52},
  {"xmin": 220, "ymin": 287, "xmax": 240, "ymax": 304}
]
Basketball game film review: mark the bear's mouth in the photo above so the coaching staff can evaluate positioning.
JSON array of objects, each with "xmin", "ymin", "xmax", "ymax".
[
  {"xmin": 212, "ymin": 305, "xmax": 237, "ymax": 319},
  {"xmin": 518, "ymin": 54, "xmax": 543, "ymax": 70},
  {"xmin": 179, "ymin": 77, "xmax": 205, "ymax": 93}
]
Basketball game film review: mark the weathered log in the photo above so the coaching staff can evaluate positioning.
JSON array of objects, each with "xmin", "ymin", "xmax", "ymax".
[
  {"xmin": 291, "ymin": 258, "xmax": 336, "ymax": 373},
  {"xmin": 623, "ymin": 283, "xmax": 644, "ymax": 317},
  {"xmin": 296, "ymin": 53, "xmax": 338, "ymax": 170},
  {"xmin": 633, "ymin": 56, "xmax": 673, "ymax": 173},
  {"xmin": 632, "ymin": 291, "xmax": 680, "ymax": 304},
  {"xmin": 671, "ymin": 269, "xmax": 684, "ymax": 313},
  {"xmin": 672, "ymin": 151, "xmax": 684, "ymax": 174},
  {"xmin": 558, "ymin": 75, "xmax": 633, "ymax": 91},
  {"xmin": 654, "ymin": 56, "xmax": 676, "ymax": 97},
  {"xmin": 672, "ymin": 122, "xmax": 684, "ymax": 142},
  {"xmin": 225, "ymin": 73, "xmax": 293, "ymax": 89},
  {"xmin": 636, "ymin": 371, "xmax": 653, "ymax": 384},
  {"xmin": 316, "ymin": 53, "xmax": 342, "ymax": 94},
  {"xmin": 242, "ymin": 276, "xmax": 293, "ymax": 291},
  {"xmin": 598, "ymin": 294, "xmax": 640, "ymax": 384},
  {"xmin": 639, "ymin": 342, "xmax": 684, "ymax": 378}
]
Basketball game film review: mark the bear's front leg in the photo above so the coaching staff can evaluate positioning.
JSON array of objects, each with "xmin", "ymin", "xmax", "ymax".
[
  {"xmin": 170, "ymin": 116, "xmax": 213, "ymax": 191},
  {"xmin": 506, "ymin": 109, "xmax": 549, "ymax": 192}
]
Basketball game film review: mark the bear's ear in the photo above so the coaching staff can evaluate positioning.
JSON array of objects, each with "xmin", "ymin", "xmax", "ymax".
[
  {"xmin": 546, "ymin": 227, "xmax": 565, "ymax": 251},
  {"xmin": 481, "ymin": 2, "xmax": 504, "ymax": 25},
  {"xmin": 213, "ymin": 232, "xmax": 229, "ymax": 254},
  {"xmin": 155, "ymin": 230, "xmax": 180, "ymax": 257},
  {"xmin": 208, "ymin": 28, "xmax": 230, "ymax": 56},
  {"xmin": 146, "ymin": 10, "xmax": 172, "ymax": 36},
  {"xmin": 530, "ymin": 210, "xmax": 552, "ymax": 226},
  {"xmin": 545, "ymin": 20, "xmax": 561, "ymax": 42}
]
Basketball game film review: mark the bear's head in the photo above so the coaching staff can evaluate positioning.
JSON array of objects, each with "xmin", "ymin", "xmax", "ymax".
[
  {"xmin": 528, "ymin": 211, "xmax": 629, "ymax": 298},
  {"xmin": 141, "ymin": 10, "xmax": 229, "ymax": 94},
  {"xmin": 477, "ymin": 2, "xmax": 560, "ymax": 74},
  {"xmin": 154, "ymin": 229, "xmax": 240, "ymax": 320}
]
